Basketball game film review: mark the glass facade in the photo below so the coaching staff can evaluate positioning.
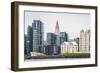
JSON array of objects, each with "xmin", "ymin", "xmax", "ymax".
[
  {"xmin": 47, "ymin": 33, "xmax": 56, "ymax": 46},
  {"xmin": 60, "ymin": 32, "xmax": 68, "ymax": 45},
  {"xmin": 32, "ymin": 20, "xmax": 44, "ymax": 52}
]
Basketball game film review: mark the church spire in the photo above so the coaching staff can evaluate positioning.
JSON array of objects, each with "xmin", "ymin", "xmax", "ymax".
[{"xmin": 55, "ymin": 20, "xmax": 60, "ymax": 35}]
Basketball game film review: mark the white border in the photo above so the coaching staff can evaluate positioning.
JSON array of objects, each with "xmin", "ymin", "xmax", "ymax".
[{"xmin": 19, "ymin": 5, "xmax": 96, "ymax": 68}]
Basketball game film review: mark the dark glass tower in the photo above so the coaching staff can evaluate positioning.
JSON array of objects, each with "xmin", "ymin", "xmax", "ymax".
[
  {"xmin": 47, "ymin": 33, "xmax": 56, "ymax": 46},
  {"xmin": 25, "ymin": 25, "xmax": 33, "ymax": 56},
  {"xmin": 24, "ymin": 34, "xmax": 28, "ymax": 55},
  {"xmin": 32, "ymin": 20, "xmax": 44, "ymax": 53},
  {"xmin": 60, "ymin": 32, "xmax": 68, "ymax": 44},
  {"xmin": 46, "ymin": 33, "xmax": 59, "ymax": 55}
]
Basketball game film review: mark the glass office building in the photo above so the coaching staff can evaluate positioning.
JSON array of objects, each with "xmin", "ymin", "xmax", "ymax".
[
  {"xmin": 32, "ymin": 20, "xmax": 44, "ymax": 53},
  {"xmin": 60, "ymin": 32, "xmax": 68, "ymax": 45}
]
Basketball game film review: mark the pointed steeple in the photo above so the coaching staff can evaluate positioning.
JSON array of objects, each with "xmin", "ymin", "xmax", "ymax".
[{"xmin": 55, "ymin": 20, "xmax": 60, "ymax": 35}]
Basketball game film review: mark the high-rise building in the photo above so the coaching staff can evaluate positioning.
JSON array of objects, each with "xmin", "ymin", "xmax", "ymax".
[
  {"xmin": 46, "ymin": 33, "xmax": 59, "ymax": 55},
  {"xmin": 47, "ymin": 33, "xmax": 56, "ymax": 46},
  {"xmin": 79, "ymin": 30, "xmax": 90, "ymax": 53},
  {"xmin": 55, "ymin": 20, "xmax": 60, "ymax": 35},
  {"xmin": 24, "ymin": 34, "xmax": 28, "ymax": 55},
  {"xmin": 24, "ymin": 25, "xmax": 33, "ymax": 56},
  {"xmin": 55, "ymin": 21, "xmax": 60, "ymax": 47},
  {"xmin": 32, "ymin": 20, "xmax": 44, "ymax": 53},
  {"xmin": 60, "ymin": 32, "xmax": 68, "ymax": 45},
  {"xmin": 85, "ymin": 30, "xmax": 90, "ymax": 52}
]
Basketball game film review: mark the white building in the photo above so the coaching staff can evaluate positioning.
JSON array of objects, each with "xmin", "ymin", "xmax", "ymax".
[
  {"xmin": 79, "ymin": 30, "xmax": 90, "ymax": 53},
  {"xmin": 61, "ymin": 41, "xmax": 78, "ymax": 54}
]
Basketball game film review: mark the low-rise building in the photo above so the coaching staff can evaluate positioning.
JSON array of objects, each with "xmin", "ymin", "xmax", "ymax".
[{"xmin": 61, "ymin": 41, "xmax": 78, "ymax": 54}]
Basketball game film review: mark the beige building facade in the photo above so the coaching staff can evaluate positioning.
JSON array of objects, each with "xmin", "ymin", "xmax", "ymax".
[
  {"xmin": 79, "ymin": 30, "xmax": 90, "ymax": 53},
  {"xmin": 61, "ymin": 41, "xmax": 78, "ymax": 54}
]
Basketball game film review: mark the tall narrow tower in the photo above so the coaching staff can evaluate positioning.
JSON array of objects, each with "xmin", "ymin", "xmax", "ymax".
[
  {"xmin": 55, "ymin": 20, "xmax": 60, "ymax": 35},
  {"xmin": 79, "ymin": 29, "xmax": 90, "ymax": 53},
  {"xmin": 55, "ymin": 20, "xmax": 60, "ymax": 47},
  {"xmin": 32, "ymin": 20, "xmax": 44, "ymax": 53}
]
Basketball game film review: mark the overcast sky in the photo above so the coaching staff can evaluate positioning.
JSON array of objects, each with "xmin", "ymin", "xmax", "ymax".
[{"xmin": 24, "ymin": 11, "xmax": 90, "ymax": 40}]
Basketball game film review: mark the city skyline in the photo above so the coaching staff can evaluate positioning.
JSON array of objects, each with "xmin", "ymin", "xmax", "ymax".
[
  {"xmin": 24, "ymin": 11, "xmax": 90, "ymax": 40},
  {"xmin": 24, "ymin": 19, "xmax": 90, "ymax": 59}
]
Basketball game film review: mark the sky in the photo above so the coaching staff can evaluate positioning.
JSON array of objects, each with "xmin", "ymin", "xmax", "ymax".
[{"xmin": 24, "ymin": 11, "xmax": 90, "ymax": 40}]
